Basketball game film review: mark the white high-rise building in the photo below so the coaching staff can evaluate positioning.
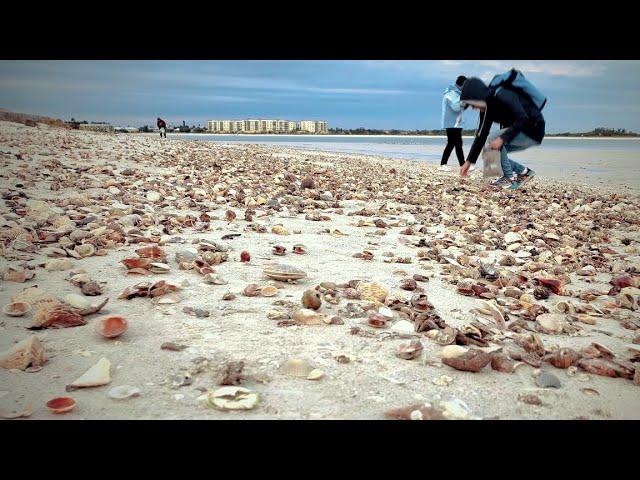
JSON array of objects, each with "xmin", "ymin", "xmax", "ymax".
[{"xmin": 207, "ymin": 118, "xmax": 328, "ymax": 134}]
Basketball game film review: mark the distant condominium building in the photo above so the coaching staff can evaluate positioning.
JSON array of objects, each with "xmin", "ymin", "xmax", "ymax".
[
  {"xmin": 207, "ymin": 118, "xmax": 328, "ymax": 134},
  {"xmin": 78, "ymin": 123, "xmax": 114, "ymax": 133}
]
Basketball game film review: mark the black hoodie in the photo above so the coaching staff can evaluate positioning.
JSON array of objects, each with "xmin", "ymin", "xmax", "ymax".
[{"xmin": 461, "ymin": 77, "xmax": 545, "ymax": 164}]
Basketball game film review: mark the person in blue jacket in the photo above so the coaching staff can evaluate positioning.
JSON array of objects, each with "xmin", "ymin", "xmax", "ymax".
[
  {"xmin": 459, "ymin": 77, "xmax": 542, "ymax": 189},
  {"xmin": 439, "ymin": 75, "xmax": 467, "ymax": 170}
]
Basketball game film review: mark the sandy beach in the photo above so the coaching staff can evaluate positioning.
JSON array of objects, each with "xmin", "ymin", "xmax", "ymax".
[{"xmin": 1, "ymin": 120, "xmax": 639, "ymax": 420}]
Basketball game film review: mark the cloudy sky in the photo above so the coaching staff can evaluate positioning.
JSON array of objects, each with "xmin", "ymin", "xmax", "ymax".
[{"xmin": 0, "ymin": 60, "xmax": 638, "ymax": 132}]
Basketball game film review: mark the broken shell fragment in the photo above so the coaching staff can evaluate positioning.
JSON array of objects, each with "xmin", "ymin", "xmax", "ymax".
[
  {"xmin": 75, "ymin": 244, "xmax": 95, "ymax": 258},
  {"xmin": 544, "ymin": 348, "xmax": 581, "ymax": 369},
  {"xmin": 307, "ymin": 369, "xmax": 325, "ymax": 380},
  {"xmin": 490, "ymin": 353, "xmax": 519, "ymax": 373},
  {"xmin": 67, "ymin": 357, "xmax": 112, "ymax": 390},
  {"xmin": 108, "ymin": 385, "xmax": 141, "ymax": 400},
  {"xmin": 207, "ymin": 387, "xmax": 259, "ymax": 411},
  {"xmin": 96, "ymin": 316, "xmax": 128, "ymax": 339},
  {"xmin": 243, "ymin": 284, "xmax": 261, "ymax": 297},
  {"xmin": 396, "ymin": 340, "xmax": 424, "ymax": 360},
  {"xmin": 0, "ymin": 336, "xmax": 46, "ymax": 370},
  {"xmin": 32, "ymin": 304, "xmax": 86, "ymax": 329},
  {"xmin": 292, "ymin": 308, "xmax": 326, "ymax": 325},
  {"xmin": 46, "ymin": 397, "xmax": 76, "ymax": 414},
  {"xmin": 536, "ymin": 313, "xmax": 565, "ymax": 334},
  {"xmin": 64, "ymin": 293, "xmax": 91, "ymax": 310},
  {"xmin": 3, "ymin": 302, "xmax": 31, "ymax": 317},
  {"xmin": 441, "ymin": 348, "xmax": 491, "ymax": 372}
]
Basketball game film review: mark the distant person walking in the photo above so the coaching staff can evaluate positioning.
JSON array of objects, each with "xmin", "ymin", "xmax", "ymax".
[
  {"xmin": 459, "ymin": 71, "xmax": 545, "ymax": 190},
  {"xmin": 157, "ymin": 117, "xmax": 167, "ymax": 139},
  {"xmin": 439, "ymin": 75, "xmax": 467, "ymax": 171}
]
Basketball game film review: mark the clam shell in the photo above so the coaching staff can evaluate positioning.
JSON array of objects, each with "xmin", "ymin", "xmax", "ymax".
[
  {"xmin": 207, "ymin": 387, "xmax": 259, "ymax": 410},
  {"xmin": 396, "ymin": 340, "xmax": 424, "ymax": 360},
  {"xmin": 260, "ymin": 285, "xmax": 278, "ymax": 297},
  {"xmin": 292, "ymin": 308, "xmax": 326, "ymax": 325},
  {"xmin": 108, "ymin": 385, "xmax": 141, "ymax": 400},
  {"xmin": 280, "ymin": 358, "xmax": 313, "ymax": 377},
  {"xmin": 135, "ymin": 246, "xmax": 166, "ymax": 260},
  {"xmin": 64, "ymin": 293, "xmax": 91, "ymax": 310},
  {"xmin": 3, "ymin": 302, "xmax": 31, "ymax": 317},
  {"xmin": 263, "ymin": 264, "xmax": 307, "ymax": 281},
  {"xmin": 0, "ymin": 336, "xmax": 46, "ymax": 370},
  {"xmin": 149, "ymin": 262, "xmax": 171, "ymax": 273},
  {"xmin": 96, "ymin": 316, "xmax": 128, "ymax": 339},
  {"xmin": 307, "ymin": 369, "xmax": 325, "ymax": 380},
  {"xmin": 439, "ymin": 345, "xmax": 468, "ymax": 359},
  {"xmin": 46, "ymin": 397, "xmax": 76, "ymax": 414},
  {"xmin": 536, "ymin": 313, "xmax": 565, "ymax": 334},
  {"xmin": 75, "ymin": 244, "xmax": 95, "ymax": 258},
  {"xmin": 67, "ymin": 357, "xmax": 111, "ymax": 389},
  {"xmin": 121, "ymin": 258, "xmax": 153, "ymax": 270},
  {"xmin": 544, "ymin": 348, "xmax": 581, "ymax": 369}
]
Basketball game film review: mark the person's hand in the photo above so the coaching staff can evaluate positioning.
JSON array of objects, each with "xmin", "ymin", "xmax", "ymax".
[
  {"xmin": 489, "ymin": 137, "xmax": 504, "ymax": 150},
  {"xmin": 460, "ymin": 161, "xmax": 473, "ymax": 177}
]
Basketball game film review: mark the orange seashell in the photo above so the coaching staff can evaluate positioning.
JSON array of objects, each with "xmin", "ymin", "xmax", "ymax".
[
  {"xmin": 135, "ymin": 246, "xmax": 166, "ymax": 260},
  {"xmin": 121, "ymin": 258, "xmax": 153, "ymax": 270},
  {"xmin": 243, "ymin": 284, "xmax": 261, "ymax": 297},
  {"xmin": 544, "ymin": 348, "xmax": 581, "ymax": 369},
  {"xmin": 32, "ymin": 305, "xmax": 86, "ymax": 329},
  {"xmin": 442, "ymin": 349, "xmax": 491, "ymax": 372},
  {"xmin": 96, "ymin": 316, "xmax": 128, "ymax": 338},
  {"xmin": 46, "ymin": 397, "xmax": 76, "ymax": 414},
  {"xmin": 535, "ymin": 277, "xmax": 565, "ymax": 295}
]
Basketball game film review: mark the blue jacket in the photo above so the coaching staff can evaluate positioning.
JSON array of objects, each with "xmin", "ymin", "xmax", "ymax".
[{"xmin": 441, "ymin": 84, "xmax": 464, "ymax": 129}]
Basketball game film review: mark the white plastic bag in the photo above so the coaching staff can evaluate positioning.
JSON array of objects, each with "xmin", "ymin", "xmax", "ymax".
[{"xmin": 482, "ymin": 148, "xmax": 502, "ymax": 178}]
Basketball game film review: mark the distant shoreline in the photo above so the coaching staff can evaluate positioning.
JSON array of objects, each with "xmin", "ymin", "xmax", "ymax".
[{"xmin": 164, "ymin": 133, "xmax": 640, "ymax": 141}]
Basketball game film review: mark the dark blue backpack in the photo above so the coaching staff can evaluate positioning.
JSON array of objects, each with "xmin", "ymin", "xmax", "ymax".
[{"xmin": 489, "ymin": 69, "xmax": 547, "ymax": 112}]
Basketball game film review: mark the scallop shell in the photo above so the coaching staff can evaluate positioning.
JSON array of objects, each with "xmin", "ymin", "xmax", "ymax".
[
  {"xmin": 260, "ymin": 285, "xmax": 278, "ymax": 297},
  {"xmin": 263, "ymin": 264, "xmax": 307, "ymax": 281},
  {"xmin": 46, "ymin": 397, "xmax": 76, "ymax": 414},
  {"xmin": 207, "ymin": 386, "xmax": 259, "ymax": 411},
  {"xmin": 75, "ymin": 244, "xmax": 95, "ymax": 258},
  {"xmin": 3, "ymin": 302, "xmax": 31, "ymax": 317},
  {"xmin": 357, "ymin": 282, "xmax": 388, "ymax": 303},
  {"xmin": 108, "ymin": 385, "xmax": 141, "ymax": 400},
  {"xmin": 280, "ymin": 358, "xmax": 313, "ymax": 377},
  {"xmin": 0, "ymin": 336, "xmax": 46, "ymax": 370},
  {"xmin": 33, "ymin": 304, "xmax": 86, "ymax": 329},
  {"xmin": 67, "ymin": 357, "xmax": 111, "ymax": 389},
  {"xmin": 96, "ymin": 316, "xmax": 128, "ymax": 338}
]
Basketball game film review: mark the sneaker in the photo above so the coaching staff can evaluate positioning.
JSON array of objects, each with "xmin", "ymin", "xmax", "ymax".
[
  {"xmin": 505, "ymin": 180, "xmax": 521, "ymax": 190},
  {"xmin": 468, "ymin": 165, "xmax": 476, "ymax": 172},
  {"xmin": 517, "ymin": 168, "xmax": 536, "ymax": 185},
  {"xmin": 491, "ymin": 176, "xmax": 511, "ymax": 187},
  {"xmin": 438, "ymin": 165, "xmax": 451, "ymax": 172}
]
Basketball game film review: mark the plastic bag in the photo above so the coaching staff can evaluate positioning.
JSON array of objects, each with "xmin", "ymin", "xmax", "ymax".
[{"xmin": 482, "ymin": 148, "xmax": 502, "ymax": 178}]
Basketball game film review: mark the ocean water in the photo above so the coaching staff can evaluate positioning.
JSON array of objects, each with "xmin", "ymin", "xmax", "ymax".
[{"xmin": 174, "ymin": 134, "xmax": 640, "ymax": 188}]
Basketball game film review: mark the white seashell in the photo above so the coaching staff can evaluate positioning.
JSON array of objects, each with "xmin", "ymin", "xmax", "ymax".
[
  {"xmin": 45, "ymin": 258, "xmax": 72, "ymax": 271},
  {"xmin": 65, "ymin": 293, "xmax": 91, "ymax": 310},
  {"xmin": 75, "ymin": 244, "xmax": 95, "ymax": 258},
  {"xmin": 307, "ymin": 369, "xmax": 325, "ymax": 380},
  {"xmin": 149, "ymin": 262, "xmax": 170, "ymax": 273},
  {"xmin": 390, "ymin": 320, "xmax": 415, "ymax": 334},
  {"xmin": 146, "ymin": 191, "xmax": 161, "ymax": 202},
  {"xmin": 207, "ymin": 387, "xmax": 259, "ymax": 411},
  {"xmin": 280, "ymin": 358, "xmax": 313, "ymax": 377},
  {"xmin": 68, "ymin": 358, "xmax": 111, "ymax": 389},
  {"xmin": 504, "ymin": 232, "xmax": 522, "ymax": 244},
  {"xmin": 439, "ymin": 345, "xmax": 468, "ymax": 359},
  {"xmin": 108, "ymin": 385, "xmax": 141, "ymax": 400},
  {"xmin": 536, "ymin": 313, "xmax": 565, "ymax": 334}
]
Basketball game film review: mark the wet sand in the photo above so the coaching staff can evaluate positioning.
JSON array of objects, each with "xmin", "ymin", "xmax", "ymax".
[{"xmin": 1, "ymin": 121, "xmax": 639, "ymax": 420}]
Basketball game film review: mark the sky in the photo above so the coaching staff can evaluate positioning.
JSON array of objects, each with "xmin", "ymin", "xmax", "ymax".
[{"xmin": 0, "ymin": 60, "xmax": 639, "ymax": 132}]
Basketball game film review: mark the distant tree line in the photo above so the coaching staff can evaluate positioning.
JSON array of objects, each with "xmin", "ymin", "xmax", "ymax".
[
  {"xmin": 328, "ymin": 127, "xmax": 639, "ymax": 137},
  {"xmin": 550, "ymin": 127, "xmax": 639, "ymax": 137}
]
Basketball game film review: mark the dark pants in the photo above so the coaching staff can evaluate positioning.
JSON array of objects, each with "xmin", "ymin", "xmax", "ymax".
[
  {"xmin": 441, "ymin": 128, "xmax": 464, "ymax": 166},
  {"xmin": 159, "ymin": 127, "xmax": 166, "ymax": 138}
]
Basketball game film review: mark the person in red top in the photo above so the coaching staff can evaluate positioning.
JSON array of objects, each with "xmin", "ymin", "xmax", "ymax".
[{"xmin": 157, "ymin": 117, "xmax": 167, "ymax": 138}]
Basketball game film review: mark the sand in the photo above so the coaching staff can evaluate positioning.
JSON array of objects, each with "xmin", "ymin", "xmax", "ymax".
[{"xmin": 1, "ymin": 121, "xmax": 639, "ymax": 420}]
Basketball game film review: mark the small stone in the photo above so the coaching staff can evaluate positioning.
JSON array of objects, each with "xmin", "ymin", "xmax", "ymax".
[{"xmin": 535, "ymin": 372, "xmax": 561, "ymax": 389}]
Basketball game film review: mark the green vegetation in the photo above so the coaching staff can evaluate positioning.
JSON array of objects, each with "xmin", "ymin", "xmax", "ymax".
[{"xmin": 328, "ymin": 127, "xmax": 639, "ymax": 137}]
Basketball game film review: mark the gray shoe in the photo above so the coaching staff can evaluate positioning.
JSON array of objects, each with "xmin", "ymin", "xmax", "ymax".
[{"xmin": 491, "ymin": 176, "xmax": 511, "ymax": 187}]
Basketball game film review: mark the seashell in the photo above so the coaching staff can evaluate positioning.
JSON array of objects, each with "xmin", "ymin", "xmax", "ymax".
[
  {"xmin": 67, "ymin": 357, "xmax": 111, "ymax": 390},
  {"xmin": 471, "ymin": 299, "xmax": 506, "ymax": 329},
  {"xmin": 135, "ymin": 246, "xmax": 166, "ymax": 260},
  {"xmin": 207, "ymin": 387, "xmax": 259, "ymax": 411},
  {"xmin": 301, "ymin": 289, "xmax": 322, "ymax": 310},
  {"xmin": 260, "ymin": 285, "xmax": 278, "ymax": 297},
  {"xmin": 356, "ymin": 282, "xmax": 388, "ymax": 303},
  {"xmin": 121, "ymin": 258, "xmax": 153, "ymax": 270},
  {"xmin": 75, "ymin": 244, "xmax": 95, "ymax": 258},
  {"xmin": 11, "ymin": 287, "xmax": 58, "ymax": 309},
  {"xmin": 307, "ymin": 369, "xmax": 325, "ymax": 380},
  {"xmin": 431, "ymin": 326, "xmax": 457, "ymax": 345},
  {"xmin": 149, "ymin": 262, "xmax": 171, "ymax": 273},
  {"xmin": 439, "ymin": 345, "xmax": 468, "ymax": 359},
  {"xmin": 391, "ymin": 320, "xmax": 415, "ymax": 335},
  {"xmin": 292, "ymin": 308, "xmax": 326, "ymax": 325},
  {"xmin": 385, "ymin": 403, "xmax": 446, "ymax": 421},
  {"xmin": 46, "ymin": 397, "xmax": 76, "ymax": 414},
  {"xmin": 240, "ymin": 251, "xmax": 251, "ymax": 262},
  {"xmin": 544, "ymin": 348, "xmax": 581, "ymax": 369},
  {"xmin": 580, "ymin": 342, "xmax": 614, "ymax": 360},
  {"xmin": 146, "ymin": 191, "xmax": 161, "ymax": 202},
  {"xmin": 280, "ymin": 358, "xmax": 313, "ymax": 377},
  {"xmin": 535, "ymin": 277, "xmax": 565, "ymax": 295},
  {"xmin": 272, "ymin": 245, "xmax": 287, "ymax": 256},
  {"xmin": 74, "ymin": 297, "xmax": 109, "ymax": 316},
  {"xmin": 225, "ymin": 210, "xmax": 236, "ymax": 222},
  {"xmin": 203, "ymin": 274, "xmax": 227, "ymax": 285},
  {"xmin": 442, "ymin": 348, "xmax": 491, "ymax": 372},
  {"xmin": 490, "ymin": 353, "xmax": 518, "ymax": 373},
  {"xmin": 3, "ymin": 302, "xmax": 31, "ymax": 317},
  {"xmin": 263, "ymin": 264, "xmax": 307, "ymax": 282},
  {"xmin": 64, "ymin": 293, "xmax": 91, "ymax": 310},
  {"xmin": 0, "ymin": 336, "xmax": 46, "ymax": 370},
  {"xmin": 243, "ymin": 284, "xmax": 261, "ymax": 297},
  {"xmin": 617, "ymin": 293, "xmax": 638, "ymax": 311},
  {"xmin": 292, "ymin": 244, "xmax": 306, "ymax": 254},
  {"xmin": 555, "ymin": 301, "xmax": 575, "ymax": 314},
  {"xmin": 367, "ymin": 312, "xmax": 388, "ymax": 328},
  {"xmin": 576, "ymin": 265, "xmax": 596, "ymax": 276},
  {"xmin": 108, "ymin": 385, "xmax": 141, "ymax": 400},
  {"xmin": 32, "ymin": 304, "xmax": 86, "ymax": 329},
  {"xmin": 410, "ymin": 293, "xmax": 432, "ymax": 311},
  {"xmin": 504, "ymin": 232, "xmax": 523, "ymax": 244},
  {"xmin": 344, "ymin": 288, "xmax": 361, "ymax": 300},
  {"xmin": 396, "ymin": 340, "xmax": 423, "ymax": 360},
  {"xmin": 400, "ymin": 278, "xmax": 417, "ymax": 291},
  {"xmin": 45, "ymin": 258, "xmax": 72, "ymax": 271},
  {"xmin": 518, "ymin": 333, "xmax": 545, "ymax": 357},
  {"xmin": 96, "ymin": 316, "xmax": 128, "ymax": 339},
  {"xmin": 81, "ymin": 281, "xmax": 102, "ymax": 296},
  {"xmin": 271, "ymin": 225, "xmax": 289, "ymax": 235},
  {"xmin": 535, "ymin": 313, "xmax": 565, "ymax": 334}
]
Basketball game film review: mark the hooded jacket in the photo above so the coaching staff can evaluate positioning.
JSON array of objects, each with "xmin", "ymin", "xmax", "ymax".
[
  {"xmin": 157, "ymin": 118, "xmax": 167, "ymax": 129},
  {"xmin": 461, "ymin": 77, "xmax": 545, "ymax": 164},
  {"xmin": 441, "ymin": 84, "xmax": 464, "ymax": 129}
]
